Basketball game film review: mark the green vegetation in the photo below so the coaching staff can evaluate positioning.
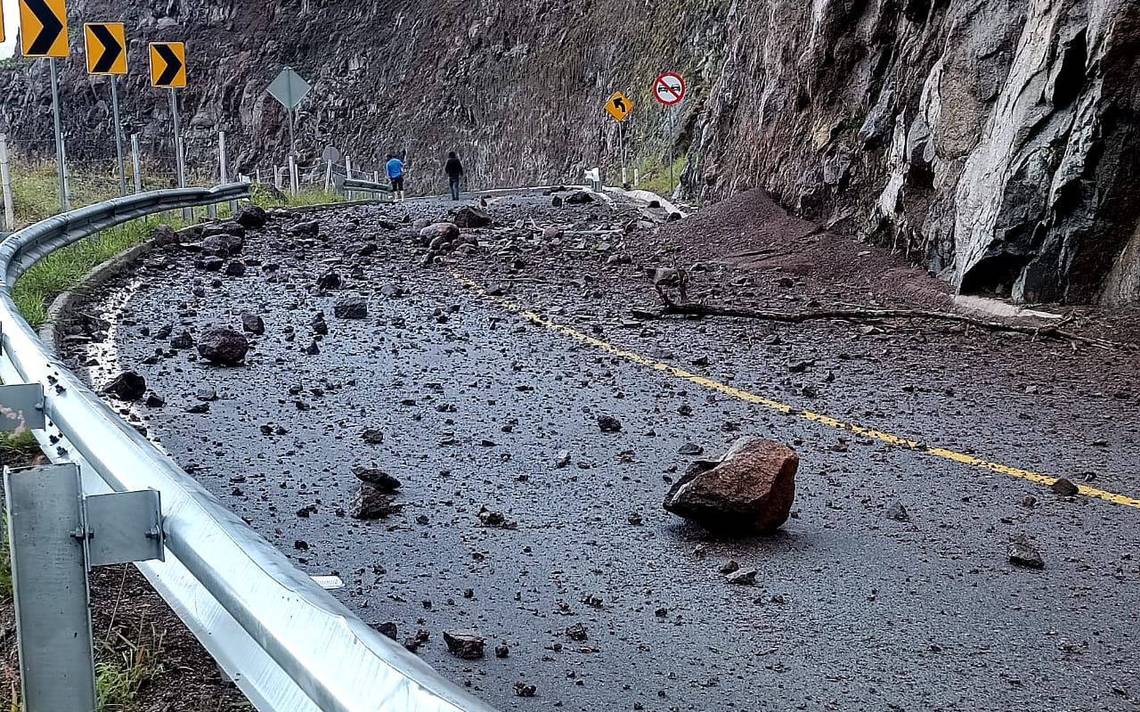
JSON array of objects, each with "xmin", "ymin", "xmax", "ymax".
[
  {"xmin": 637, "ymin": 154, "xmax": 688, "ymax": 197},
  {"xmin": 95, "ymin": 648, "xmax": 150, "ymax": 712},
  {"xmin": 249, "ymin": 183, "xmax": 344, "ymax": 209},
  {"xmin": 9, "ymin": 163, "xmax": 122, "ymax": 229},
  {"xmin": 12, "ymin": 218, "xmax": 174, "ymax": 328},
  {"xmin": 0, "ymin": 510, "xmax": 11, "ymax": 601}
]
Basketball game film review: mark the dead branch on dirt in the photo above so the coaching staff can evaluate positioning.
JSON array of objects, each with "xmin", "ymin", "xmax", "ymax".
[{"xmin": 654, "ymin": 295, "xmax": 1129, "ymax": 350}]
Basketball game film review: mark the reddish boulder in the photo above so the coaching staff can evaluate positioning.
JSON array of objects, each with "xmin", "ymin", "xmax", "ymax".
[{"xmin": 663, "ymin": 437, "xmax": 797, "ymax": 534}]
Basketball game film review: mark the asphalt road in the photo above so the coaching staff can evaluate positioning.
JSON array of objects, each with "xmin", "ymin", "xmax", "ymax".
[{"xmin": 64, "ymin": 194, "xmax": 1140, "ymax": 711}]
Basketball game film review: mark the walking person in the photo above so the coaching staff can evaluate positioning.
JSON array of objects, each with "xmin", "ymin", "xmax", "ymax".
[
  {"xmin": 385, "ymin": 153, "xmax": 405, "ymax": 202},
  {"xmin": 445, "ymin": 151, "xmax": 465, "ymax": 201}
]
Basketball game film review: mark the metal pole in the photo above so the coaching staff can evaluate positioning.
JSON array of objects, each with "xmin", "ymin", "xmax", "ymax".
[
  {"xmin": 110, "ymin": 76, "xmax": 126, "ymax": 196},
  {"xmin": 288, "ymin": 155, "xmax": 298, "ymax": 196},
  {"xmin": 169, "ymin": 89, "xmax": 190, "ymax": 221},
  {"xmin": 668, "ymin": 109, "xmax": 675, "ymax": 195},
  {"xmin": 0, "ymin": 134, "xmax": 15, "ymax": 231},
  {"xmin": 619, "ymin": 121, "xmax": 626, "ymax": 187},
  {"xmin": 49, "ymin": 58, "xmax": 70, "ymax": 211},
  {"xmin": 130, "ymin": 133, "xmax": 143, "ymax": 193}
]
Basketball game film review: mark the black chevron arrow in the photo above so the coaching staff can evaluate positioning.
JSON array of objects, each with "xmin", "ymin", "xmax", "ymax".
[
  {"xmin": 25, "ymin": 0, "xmax": 64, "ymax": 55},
  {"xmin": 155, "ymin": 43, "xmax": 183, "ymax": 86},
  {"xmin": 90, "ymin": 24, "xmax": 122, "ymax": 73}
]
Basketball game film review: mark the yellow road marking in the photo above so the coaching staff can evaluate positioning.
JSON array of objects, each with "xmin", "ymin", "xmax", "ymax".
[{"xmin": 453, "ymin": 272, "xmax": 1140, "ymax": 510}]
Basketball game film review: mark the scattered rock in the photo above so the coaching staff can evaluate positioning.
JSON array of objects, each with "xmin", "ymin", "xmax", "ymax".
[
  {"xmin": 513, "ymin": 683, "xmax": 537, "ymax": 698},
  {"xmin": 375, "ymin": 622, "xmax": 398, "ymax": 640},
  {"xmin": 102, "ymin": 371, "xmax": 147, "ymax": 401},
  {"xmin": 311, "ymin": 313, "xmax": 329, "ymax": 335},
  {"xmin": 170, "ymin": 331, "xmax": 194, "ymax": 349},
  {"xmin": 317, "ymin": 271, "xmax": 341, "ymax": 291},
  {"xmin": 225, "ymin": 261, "xmax": 246, "ymax": 277},
  {"xmin": 565, "ymin": 190, "xmax": 595, "ymax": 205},
  {"xmin": 351, "ymin": 483, "xmax": 402, "ymax": 520},
  {"xmin": 291, "ymin": 220, "xmax": 320, "ymax": 237},
  {"xmin": 234, "ymin": 205, "xmax": 268, "ymax": 229},
  {"xmin": 333, "ymin": 295, "xmax": 368, "ymax": 319},
  {"xmin": 597, "ymin": 414, "xmax": 622, "ymax": 433},
  {"xmin": 361, "ymin": 428, "xmax": 385, "ymax": 444},
  {"xmin": 352, "ymin": 465, "xmax": 401, "ymax": 491},
  {"xmin": 718, "ymin": 560, "xmax": 740, "ymax": 575},
  {"xmin": 144, "ymin": 391, "xmax": 165, "ymax": 408},
  {"xmin": 885, "ymin": 501, "xmax": 910, "ymax": 522},
  {"xmin": 1050, "ymin": 478, "xmax": 1079, "ymax": 496},
  {"xmin": 442, "ymin": 630, "xmax": 486, "ymax": 660},
  {"xmin": 152, "ymin": 224, "xmax": 180, "ymax": 246},
  {"xmin": 453, "ymin": 206, "xmax": 493, "ymax": 229},
  {"xmin": 663, "ymin": 437, "xmax": 798, "ymax": 534},
  {"xmin": 726, "ymin": 568, "xmax": 758, "ymax": 585},
  {"xmin": 678, "ymin": 442, "xmax": 703, "ymax": 456},
  {"xmin": 241, "ymin": 312, "xmax": 265, "ymax": 335},
  {"xmin": 419, "ymin": 222, "xmax": 460, "ymax": 243},
  {"xmin": 478, "ymin": 507, "xmax": 517, "ymax": 529},
  {"xmin": 1008, "ymin": 535, "xmax": 1045, "ymax": 569},
  {"xmin": 197, "ymin": 327, "xmax": 249, "ymax": 365},
  {"xmin": 495, "ymin": 643, "xmax": 510, "ymax": 658},
  {"xmin": 565, "ymin": 623, "xmax": 588, "ymax": 641},
  {"xmin": 403, "ymin": 628, "xmax": 430, "ymax": 653}
]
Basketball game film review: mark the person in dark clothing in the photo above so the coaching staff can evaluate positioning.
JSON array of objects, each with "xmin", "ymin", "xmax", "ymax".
[{"xmin": 444, "ymin": 152, "xmax": 464, "ymax": 201}]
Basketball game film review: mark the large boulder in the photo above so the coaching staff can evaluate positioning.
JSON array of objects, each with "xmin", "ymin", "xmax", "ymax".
[
  {"xmin": 197, "ymin": 327, "xmax": 249, "ymax": 365},
  {"xmin": 663, "ymin": 437, "xmax": 797, "ymax": 534},
  {"xmin": 453, "ymin": 206, "xmax": 492, "ymax": 229},
  {"xmin": 234, "ymin": 205, "xmax": 268, "ymax": 229}
]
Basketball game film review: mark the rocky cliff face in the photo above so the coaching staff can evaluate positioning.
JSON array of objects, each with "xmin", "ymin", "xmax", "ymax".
[{"xmin": 1, "ymin": 0, "xmax": 1137, "ymax": 305}]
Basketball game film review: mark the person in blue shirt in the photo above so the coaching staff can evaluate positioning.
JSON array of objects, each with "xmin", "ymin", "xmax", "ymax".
[{"xmin": 385, "ymin": 154, "xmax": 405, "ymax": 202}]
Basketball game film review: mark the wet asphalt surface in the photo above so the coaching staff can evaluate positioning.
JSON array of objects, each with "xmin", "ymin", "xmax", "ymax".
[{"xmin": 62, "ymin": 194, "xmax": 1140, "ymax": 711}]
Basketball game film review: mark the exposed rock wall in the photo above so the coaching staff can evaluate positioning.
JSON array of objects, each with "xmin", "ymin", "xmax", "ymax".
[{"xmin": 1, "ymin": 0, "xmax": 1137, "ymax": 305}]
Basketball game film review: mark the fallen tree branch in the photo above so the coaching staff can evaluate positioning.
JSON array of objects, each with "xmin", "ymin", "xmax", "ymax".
[{"xmin": 656, "ymin": 297, "xmax": 1130, "ymax": 350}]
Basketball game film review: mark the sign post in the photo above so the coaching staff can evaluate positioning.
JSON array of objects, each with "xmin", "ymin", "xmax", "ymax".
[
  {"xmin": 84, "ymin": 23, "xmax": 129, "ymax": 195},
  {"xmin": 267, "ymin": 66, "xmax": 312, "ymax": 196},
  {"xmin": 653, "ymin": 72, "xmax": 686, "ymax": 195},
  {"xmin": 150, "ymin": 42, "xmax": 188, "ymax": 217},
  {"xmin": 605, "ymin": 91, "xmax": 634, "ymax": 186},
  {"xmin": 19, "ymin": 0, "xmax": 70, "ymax": 211}
]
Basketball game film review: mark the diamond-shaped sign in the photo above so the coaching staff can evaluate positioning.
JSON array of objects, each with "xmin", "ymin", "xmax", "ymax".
[{"xmin": 268, "ymin": 66, "xmax": 311, "ymax": 110}]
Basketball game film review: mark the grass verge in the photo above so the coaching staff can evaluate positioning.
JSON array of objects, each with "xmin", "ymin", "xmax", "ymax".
[{"xmin": 11, "ymin": 218, "xmax": 176, "ymax": 329}]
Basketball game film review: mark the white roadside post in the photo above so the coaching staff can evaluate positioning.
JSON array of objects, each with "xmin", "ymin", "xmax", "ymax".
[
  {"xmin": 0, "ymin": 134, "xmax": 15, "ymax": 232},
  {"xmin": 219, "ymin": 130, "xmax": 237, "ymax": 214},
  {"xmin": 131, "ymin": 133, "xmax": 143, "ymax": 193}
]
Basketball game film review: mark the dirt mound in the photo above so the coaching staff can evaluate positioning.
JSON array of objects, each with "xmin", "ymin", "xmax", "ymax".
[{"xmin": 650, "ymin": 188, "xmax": 952, "ymax": 309}]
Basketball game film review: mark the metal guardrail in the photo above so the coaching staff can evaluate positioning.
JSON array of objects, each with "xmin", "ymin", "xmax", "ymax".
[{"xmin": 0, "ymin": 185, "xmax": 495, "ymax": 712}]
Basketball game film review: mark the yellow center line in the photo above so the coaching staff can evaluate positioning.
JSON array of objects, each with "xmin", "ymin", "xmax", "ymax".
[{"xmin": 452, "ymin": 271, "xmax": 1140, "ymax": 510}]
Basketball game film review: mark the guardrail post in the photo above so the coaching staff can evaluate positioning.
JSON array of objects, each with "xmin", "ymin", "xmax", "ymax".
[
  {"xmin": 131, "ymin": 134, "xmax": 144, "ymax": 193},
  {"xmin": 4, "ymin": 462, "xmax": 165, "ymax": 712},
  {"xmin": 0, "ymin": 134, "xmax": 15, "ymax": 232},
  {"xmin": 324, "ymin": 159, "xmax": 333, "ymax": 193}
]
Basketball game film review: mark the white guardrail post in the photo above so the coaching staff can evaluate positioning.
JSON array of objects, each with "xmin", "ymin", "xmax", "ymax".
[{"xmin": 0, "ymin": 185, "xmax": 496, "ymax": 712}]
